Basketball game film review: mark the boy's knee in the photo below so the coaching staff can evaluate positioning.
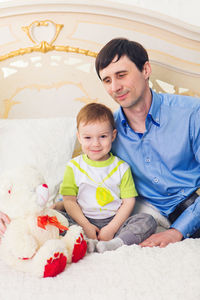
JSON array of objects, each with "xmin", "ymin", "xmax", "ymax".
[
  {"xmin": 132, "ymin": 213, "xmax": 157, "ymax": 234},
  {"xmin": 146, "ymin": 214, "xmax": 157, "ymax": 233},
  {"xmin": 132, "ymin": 212, "xmax": 156, "ymax": 223}
]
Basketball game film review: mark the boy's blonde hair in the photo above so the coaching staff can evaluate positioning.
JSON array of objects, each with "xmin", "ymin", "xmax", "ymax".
[{"xmin": 76, "ymin": 103, "xmax": 115, "ymax": 130}]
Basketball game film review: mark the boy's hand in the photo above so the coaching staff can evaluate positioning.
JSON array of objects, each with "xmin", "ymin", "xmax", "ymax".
[
  {"xmin": 98, "ymin": 225, "xmax": 115, "ymax": 241},
  {"xmin": 83, "ymin": 223, "xmax": 100, "ymax": 240}
]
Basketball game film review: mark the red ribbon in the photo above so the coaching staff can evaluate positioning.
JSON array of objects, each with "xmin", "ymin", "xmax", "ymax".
[{"xmin": 37, "ymin": 215, "xmax": 68, "ymax": 232}]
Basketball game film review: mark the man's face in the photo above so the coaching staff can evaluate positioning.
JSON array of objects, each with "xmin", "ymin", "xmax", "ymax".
[{"xmin": 99, "ymin": 55, "xmax": 151, "ymax": 109}]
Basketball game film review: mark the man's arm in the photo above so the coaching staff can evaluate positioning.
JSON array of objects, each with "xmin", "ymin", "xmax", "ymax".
[
  {"xmin": 170, "ymin": 196, "xmax": 200, "ymax": 238},
  {"xmin": 140, "ymin": 196, "xmax": 200, "ymax": 247}
]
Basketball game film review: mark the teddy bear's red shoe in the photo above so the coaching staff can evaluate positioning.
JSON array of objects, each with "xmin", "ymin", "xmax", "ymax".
[
  {"xmin": 71, "ymin": 233, "xmax": 87, "ymax": 263},
  {"xmin": 43, "ymin": 252, "xmax": 67, "ymax": 277}
]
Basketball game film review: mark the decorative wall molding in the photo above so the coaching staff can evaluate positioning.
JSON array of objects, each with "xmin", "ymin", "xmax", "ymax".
[
  {"xmin": 0, "ymin": 2, "xmax": 199, "ymax": 120},
  {"xmin": 0, "ymin": 20, "xmax": 97, "ymax": 62},
  {"xmin": 22, "ymin": 20, "xmax": 63, "ymax": 45}
]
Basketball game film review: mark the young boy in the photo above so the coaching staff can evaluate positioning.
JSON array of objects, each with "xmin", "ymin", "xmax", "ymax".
[{"xmin": 57, "ymin": 103, "xmax": 156, "ymax": 253}]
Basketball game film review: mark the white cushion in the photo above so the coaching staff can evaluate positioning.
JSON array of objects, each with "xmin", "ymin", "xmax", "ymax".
[
  {"xmin": 0, "ymin": 117, "xmax": 77, "ymax": 203},
  {"xmin": 134, "ymin": 197, "xmax": 171, "ymax": 230}
]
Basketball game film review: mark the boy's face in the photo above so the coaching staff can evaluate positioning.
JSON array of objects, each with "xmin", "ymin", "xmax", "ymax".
[{"xmin": 77, "ymin": 120, "xmax": 117, "ymax": 161}]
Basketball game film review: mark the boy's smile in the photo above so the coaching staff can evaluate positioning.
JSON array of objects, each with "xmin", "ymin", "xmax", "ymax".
[{"xmin": 77, "ymin": 120, "xmax": 117, "ymax": 161}]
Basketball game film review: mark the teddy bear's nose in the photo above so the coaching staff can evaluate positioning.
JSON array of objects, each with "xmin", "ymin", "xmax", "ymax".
[
  {"xmin": 42, "ymin": 184, "xmax": 48, "ymax": 188},
  {"xmin": 36, "ymin": 184, "xmax": 49, "ymax": 206}
]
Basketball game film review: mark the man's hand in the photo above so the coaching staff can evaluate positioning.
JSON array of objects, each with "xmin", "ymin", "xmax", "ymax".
[
  {"xmin": 139, "ymin": 228, "xmax": 183, "ymax": 248},
  {"xmin": 0, "ymin": 212, "xmax": 10, "ymax": 241}
]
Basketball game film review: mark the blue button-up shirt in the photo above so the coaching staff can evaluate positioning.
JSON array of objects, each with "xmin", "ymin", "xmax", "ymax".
[{"xmin": 112, "ymin": 89, "xmax": 200, "ymax": 238}]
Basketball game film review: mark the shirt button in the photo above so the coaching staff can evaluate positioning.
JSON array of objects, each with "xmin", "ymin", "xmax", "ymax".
[
  {"xmin": 187, "ymin": 233, "xmax": 190, "ymax": 238},
  {"xmin": 145, "ymin": 157, "xmax": 150, "ymax": 163},
  {"xmin": 153, "ymin": 177, "xmax": 159, "ymax": 183}
]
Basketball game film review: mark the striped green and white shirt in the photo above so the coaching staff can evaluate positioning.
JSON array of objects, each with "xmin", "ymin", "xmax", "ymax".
[{"xmin": 59, "ymin": 153, "xmax": 138, "ymax": 219}]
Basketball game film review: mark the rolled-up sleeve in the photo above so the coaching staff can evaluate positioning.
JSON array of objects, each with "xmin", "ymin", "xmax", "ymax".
[{"xmin": 170, "ymin": 196, "xmax": 200, "ymax": 238}]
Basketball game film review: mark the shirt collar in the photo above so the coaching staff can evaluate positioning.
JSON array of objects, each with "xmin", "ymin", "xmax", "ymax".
[
  {"xmin": 119, "ymin": 89, "xmax": 161, "ymax": 129},
  {"xmin": 148, "ymin": 89, "xmax": 161, "ymax": 126},
  {"xmin": 119, "ymin": 108, "xmax": 128, "ymax": 129}
]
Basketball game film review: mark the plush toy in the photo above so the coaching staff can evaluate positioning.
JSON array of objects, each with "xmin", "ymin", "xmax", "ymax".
[{"xmin": 0, "ymin": 166, "xmax": 87, "ymax": 277}]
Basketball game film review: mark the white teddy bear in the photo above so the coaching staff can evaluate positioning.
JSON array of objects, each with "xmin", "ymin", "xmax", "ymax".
[{"xmin": 0, "ymin": 166, "xmax": 87, "ymax": 277}]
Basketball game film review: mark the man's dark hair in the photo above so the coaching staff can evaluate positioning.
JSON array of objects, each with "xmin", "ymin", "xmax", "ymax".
[{"xmin": 95, "ymin": 38, "xmax": 149, "ymax": 79}]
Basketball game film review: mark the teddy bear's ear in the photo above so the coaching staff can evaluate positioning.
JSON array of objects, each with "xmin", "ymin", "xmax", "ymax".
[{"xmin": 36, "ymin": 184, "xmax": 49, "ymax": 207}]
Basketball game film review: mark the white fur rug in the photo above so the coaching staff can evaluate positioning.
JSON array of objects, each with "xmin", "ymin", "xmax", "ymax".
[{"xmin": 0, "ymin": 239, "xmax": 200, "ymax": 300}]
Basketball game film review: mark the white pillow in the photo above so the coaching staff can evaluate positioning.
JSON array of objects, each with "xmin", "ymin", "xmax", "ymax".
[
  {"xmin": 134, "ymin": 197, "xmax": 171, "ymax": 230},
  {"xmin": 0, "ymin": 117, "xmax": 77, "ymax": 204}
]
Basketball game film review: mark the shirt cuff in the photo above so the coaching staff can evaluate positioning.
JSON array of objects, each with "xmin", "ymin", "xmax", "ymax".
[{"xmin": 170, "ymin": 196, "xmax": 200, "ymax": 238}]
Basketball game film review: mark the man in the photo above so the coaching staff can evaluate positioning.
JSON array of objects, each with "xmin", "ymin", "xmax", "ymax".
[{"xmin": 95, "ymin": 37, "xmax": 200, "ymax": 247}]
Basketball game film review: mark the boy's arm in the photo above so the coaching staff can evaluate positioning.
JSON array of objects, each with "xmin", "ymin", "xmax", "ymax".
[
  {"xmin": 63, "ymin": 195, "xmax": 99, "ymax": 239},
  {"xmin": 59, "ymin": 164, "xmax": 88, "ymax": 227},
  {"xmin": 63, "ymin": 195, "xmax": 89, "ymax": 228},
  {"xmin": 98, "ymin": 197, "xmax": 135, "ymax": 241},
  {"xmin": 98, "ymin": 165, "xmax": 137, "ymax": 241},
  {"xmin": 60, "ymin": 164, "xmax": 99, "ymax": 239}
]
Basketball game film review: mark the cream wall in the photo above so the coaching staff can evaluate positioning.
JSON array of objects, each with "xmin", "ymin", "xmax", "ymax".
[
  {"xmin": 1, "ymin": 0, "xmax": 200, "ymax": 27},
  {"xmin": 111, "ymin": 0, "xmax": 200, "ymax": 27}
]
